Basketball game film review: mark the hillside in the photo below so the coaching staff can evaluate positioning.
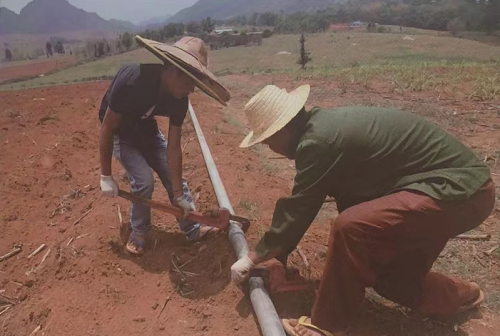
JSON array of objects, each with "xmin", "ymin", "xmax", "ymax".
[
  {"xmin": 168, "ymin": 0, "xmax": 345, "ymax": 23},
  {"xmin": 0, "ymin": 0, "xmax": 135, "ymax": 35},
  {"xmin": 138, "ymin": 14, "xmax": 173, "ymax": 29},
  {"xmin": 0, "ymin": 7, "xmax": 21, "ymax": 34}
]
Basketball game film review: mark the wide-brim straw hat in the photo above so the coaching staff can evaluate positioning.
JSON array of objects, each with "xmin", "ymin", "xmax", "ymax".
[
  {"xmin": 135, "ymin": 35, "xmax": 230, "ymax": 106},
  {"xmin": 240, "ymin": 84, "xmax": 310, "ymax": 148}
]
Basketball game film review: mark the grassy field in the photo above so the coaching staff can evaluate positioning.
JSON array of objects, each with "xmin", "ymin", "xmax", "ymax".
[
  {"xmin": 0, "ymin": 50, "xmax": 158, "ymax": 90},
  {"xmin": 2, "ymin": 31, "xmax": 500, "ymax": 99}
]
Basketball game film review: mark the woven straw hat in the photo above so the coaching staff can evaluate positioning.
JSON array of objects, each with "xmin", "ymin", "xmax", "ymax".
[
  {"xmin": 240, "ymin": 84, "xmax": 310, "ymax": 148},
  {"xmin": 135, "ymin": 35, "xmax": 230, "ymax": 106}
]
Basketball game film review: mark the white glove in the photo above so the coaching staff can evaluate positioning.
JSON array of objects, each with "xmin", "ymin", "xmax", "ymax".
[
  {"xmin": 100, "ymin": 175, "xmax": 118, "ymax": 197},
  {"xmin": 231, "ymin": 255, "xmax": 255, "ymax": 284},
  {"xmin": 175, "ymin": 194, "xmax": 195, "ymax": 220}
]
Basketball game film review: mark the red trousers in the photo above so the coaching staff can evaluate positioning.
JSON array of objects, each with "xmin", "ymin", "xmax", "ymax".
[{"xmin": 312, "ymin": 180, "xmax": 495, "ymax": 333}]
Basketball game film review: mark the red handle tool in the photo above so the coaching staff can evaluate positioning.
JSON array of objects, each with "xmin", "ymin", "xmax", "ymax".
[{"xmin": 118, "ymin": 190, "xmax": 250, "ymax": 232}]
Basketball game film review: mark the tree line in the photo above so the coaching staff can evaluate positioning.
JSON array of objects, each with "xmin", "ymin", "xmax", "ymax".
[{"xmin": 224, "ymin": 0, "xmax": 500, "ymax": 34}]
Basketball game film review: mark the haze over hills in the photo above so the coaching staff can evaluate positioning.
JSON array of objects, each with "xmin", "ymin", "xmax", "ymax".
[
  {"xmin": 138, "ymin": 14, "xmax": 173, "ymax": 28},
  {"xmin": 167, "ymin": 0, "xmax": 349, "ymax": 23},
  {"xmin": 0, "ymin": 0, "xmax": 135, "ymax": 35}
]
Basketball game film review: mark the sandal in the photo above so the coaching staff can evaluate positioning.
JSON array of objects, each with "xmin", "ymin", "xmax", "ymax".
[
  {"xmin": 126, "ymin": 232, "xmax": 146, "ymax": 255},
  {"xmin": 193, "ymin": 225, "xmax": 220, "ymax": 242},
  {"xmin": 457, "ymin": 288, "xmax": 485, "ymax": 314},
  {"xmin": 282, "ymin": 316, "xmax": 334, "ymax": 336}
]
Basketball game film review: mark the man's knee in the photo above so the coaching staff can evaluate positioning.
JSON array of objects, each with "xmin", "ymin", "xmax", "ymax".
[
  {"xmin": 332, "ymin": 210, "xmax": 363, "ymax": 238},
  {"xmin": 130, "ymin": 170, "xmax": 155, "ymax": 196}
]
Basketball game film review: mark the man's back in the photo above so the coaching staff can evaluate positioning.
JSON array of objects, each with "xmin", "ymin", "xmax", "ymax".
[
  {"xmin": 299, "ymin": 107, "xmax": 490, "ymax": 207},
  {"xmin": 98, "ymin": 63, "xmax": 187, "ymax": 139}
]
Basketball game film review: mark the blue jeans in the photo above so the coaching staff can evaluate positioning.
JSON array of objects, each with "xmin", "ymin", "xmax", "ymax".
[{"xmin": 113, "ymin": 131, "xmax": 200, "ymax": 240}]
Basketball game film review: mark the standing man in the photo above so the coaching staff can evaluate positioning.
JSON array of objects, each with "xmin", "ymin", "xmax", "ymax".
[
  {"xmin": 231, "ymin": 85, "xmax": 495, "ymax": 336},
  {"xmin": 99, "ymin": 36, "xmax": 230, "ymax": 255}
]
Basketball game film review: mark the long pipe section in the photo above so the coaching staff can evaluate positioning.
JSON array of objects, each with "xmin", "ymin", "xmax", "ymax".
[{"xmin": 188, "ymin": 103, "xmax": 286, "ymax": 336}]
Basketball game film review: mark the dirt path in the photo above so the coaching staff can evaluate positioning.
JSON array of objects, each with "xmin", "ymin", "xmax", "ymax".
[
  {"xmin": 0, "ymin": 76, "xmax": 499, "ymax": 336},
  {"xmin": 0, "ymin": 57, "xmax": 77, "ymax": 85}
]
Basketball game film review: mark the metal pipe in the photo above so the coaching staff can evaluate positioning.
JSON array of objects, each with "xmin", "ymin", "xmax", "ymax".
[{"xmin": 189, "ymin": 102, "xmax": 286, "ymax": 336}]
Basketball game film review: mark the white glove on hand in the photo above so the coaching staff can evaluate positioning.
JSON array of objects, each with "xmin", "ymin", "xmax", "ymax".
[
  {"xmin": 175, "ymin": 194, "xmax": 195, "ymax": 220},
  {"xmin": 231, "ymin": 255, "xmax": 255, "ymax": 284},
  {"xmin": 100, "ymin": 175, "xmax": 118, "ymax": 197}
]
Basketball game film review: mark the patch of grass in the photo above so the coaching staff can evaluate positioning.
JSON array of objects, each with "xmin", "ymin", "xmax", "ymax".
[
  {"xmin": 469, "ymin": 74, "xmax": 500, "ymax": 101},
  {"xmin": 222, "ymin": 112, "xmax": 242, "ymax": 128},
  {"xmin": 238, "ymin": 199, "xmax": 260, "ymax": 220},
  {"xmin": 260, "ymin": 158, "xmax": 281, "ymax": 175}
]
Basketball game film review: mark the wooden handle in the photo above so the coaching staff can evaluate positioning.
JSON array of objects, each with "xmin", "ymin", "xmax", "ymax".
[{"xmin": 118, "ymin": 190, "xmax": 251, "ymax": 231}]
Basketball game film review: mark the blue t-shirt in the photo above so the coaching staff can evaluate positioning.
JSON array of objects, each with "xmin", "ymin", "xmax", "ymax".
[{"xmin": 99, "ymin": 63, "xmax": 188, "ymax": 137}]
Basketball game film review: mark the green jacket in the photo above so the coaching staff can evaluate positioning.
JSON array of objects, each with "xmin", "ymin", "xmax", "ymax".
[{"xmin": 255, "ymin": 107, "xmax": 491, "ymax": 258}]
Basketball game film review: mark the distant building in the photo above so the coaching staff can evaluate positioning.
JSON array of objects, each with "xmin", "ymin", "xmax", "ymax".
[
  {"xmin": 214, "ymin": 27, "xmax": 235, "ymax": 35},
  {"xmin": 350, "ymin": 21, "xmax": 365, "ymax": 28}
]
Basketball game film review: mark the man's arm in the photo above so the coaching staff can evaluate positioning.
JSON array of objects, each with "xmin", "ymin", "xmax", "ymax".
[
  {"xmin": 99, "ymin": 108, "xmax": 122, "ymax": 197},
  {"xmin": 166, "ymin": 121, "xmax": 184, "ymax": 199},
  {"xmin": 231, "ymin": 139, "xmax": 341, "ymax": 283},
  {"xmin": 167, "ymin": 119, "xmax": 195, "ymax": 219},
  {"xmin": 100, "ymin": 108, "xmax": 122, "ymax": 175}
]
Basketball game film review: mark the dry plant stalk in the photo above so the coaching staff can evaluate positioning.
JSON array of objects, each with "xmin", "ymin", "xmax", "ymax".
[
  {"xmin": 73, "ymin": 208, "xmax": 93, "ymax": 225},
  {"xmin": 0, "ymin": 247, "xmax": 22, "ymax": 263},
  {"xmin": 455, "ymin": 234, "xmax": 491, "ymax": 241},
  {"xmin": 27, "ymin": 244, "xmax": 46, "ymax": 259}
]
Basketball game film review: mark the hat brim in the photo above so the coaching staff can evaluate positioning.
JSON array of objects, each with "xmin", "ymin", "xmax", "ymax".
[
  {"xmin": 135, "ymin": 35, "xmax": 230, "ymax": 106},
  {"xmin": 239, "ymin": 85, "xmax": 310, "ymax": 148}
]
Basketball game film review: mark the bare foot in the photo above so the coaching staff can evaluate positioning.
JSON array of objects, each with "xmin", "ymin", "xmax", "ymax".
[{"xmin": 287, "ymin": 319, "xmax": 349, "ymax": 336}]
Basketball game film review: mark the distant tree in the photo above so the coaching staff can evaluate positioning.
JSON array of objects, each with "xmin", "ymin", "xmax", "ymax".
[
  {"xmin": 120, "ymin": 32, "xmax": 134, "ymax": 51},
  {"xmin": 235, "ymin": 15, "xmax": 248, "ymax": 25},
  {"xmin": 97, "ymin": 41, "xmax": 106, "ymax": 57},
  {"xmin": 248, "ymin": 13, "xmax": 259, "ymax": 26},
  {"xmin": 262, "ymin": 29, "xmax": 273, "ymax": 38},
  {"xmin": 116, "ymin": 38, "xmax": 123, "ymax": 53},
  {"xmin": 447, "ymin": 18, "xmax": 466, "ymax": 36},
  {"xmin": 46, "ymin": 41, "xmax": 53, "ymax": 58},
  {"xmin": 297, "ymin": 34, "xmax": 312, "ymax": 70},
  {"xmin": 54, "ymin": 41, "xmax": 65, "ymax": 54},
  {"xmin": 257, "ymin": 12, "xmax": 279, "ymax": 26},
  {"xmin": 186, "ymin": 21, "xmax": 200, "ymax": 34},
  {"xmin": 201, "ymin": 17, "xmax": 216, "ymax": 34},
  {"xmin": 5, "ymin": 48, "xmax": 12, "ymax": 61},
  {"xmin": 163, "ymin": 23, "xmax": 185, "ymax": 38},
  {"xmin": 240, "ymin": 29, "xmax": 247, "ymax": 36}
]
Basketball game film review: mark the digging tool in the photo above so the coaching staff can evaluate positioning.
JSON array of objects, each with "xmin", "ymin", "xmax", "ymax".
[
  {"xmin": 250, "ymin": 254, "xmax": 319, "ymax": 294},
  {"xmin": 118, "ymin": 190, "xmax": 250, "ymax": 232}
]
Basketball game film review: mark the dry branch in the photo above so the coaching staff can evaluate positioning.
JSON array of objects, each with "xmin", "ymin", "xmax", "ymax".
[
  {"xmin": 29, "ymin": 326, "xmax": 41, "ymax": 336},
  {"xmin": 27, "ymin": 244, "xmax": 46, "ymax": 259},
  {"xmin": 35, "ymin": 249, "xmax": 51, "ymax": 272},
  {"xmin": 66, "ymin": 237, "xmax": 74, "ymax": 246},
  {"xmin": 73, "ymin": 208, "xmax": 93, "ymax": 225},
  {"xmin": 0, "ymin": 293, "xmax": 18, "ymax": 305},
  {"xmin": 0, "ymin": 305, "xmax": 12, "ymax": 317},
  {"xmin": 117, "ymin": 205, "xmax": 123, "ymax": 226},
  {"xmin": 75, "ymin": 233, "xmax": 90, "ymax": 240},
  {"xmin": 0, "ymin": 247, "xmax": 22, "ymax": 263},
  {"xmin": 484, "ymin": 245, "xmax": 499, "ymax": 256},
  {"xmin": 171, "ymin": 258, "xmax": 191, "ymax": 287},
  {"xmin": 454, "ymin": 234, "xmax": 491, "ymax": 241},
  {"xmin": 157, "ymin": 295, "xmax": 171, "ymax": 318},
  {"xmin": 296, "ymin": 247, "xmax": 310, "ymax": 271},
  {"xmin": 474, "ymin": 255, "xmax": 487, "ymax": 268}
]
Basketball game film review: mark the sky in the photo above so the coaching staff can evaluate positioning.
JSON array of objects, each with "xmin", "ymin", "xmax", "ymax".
[{"xmin": 0, "ymin": 0, "xmax": 197, "ymax": 24}]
